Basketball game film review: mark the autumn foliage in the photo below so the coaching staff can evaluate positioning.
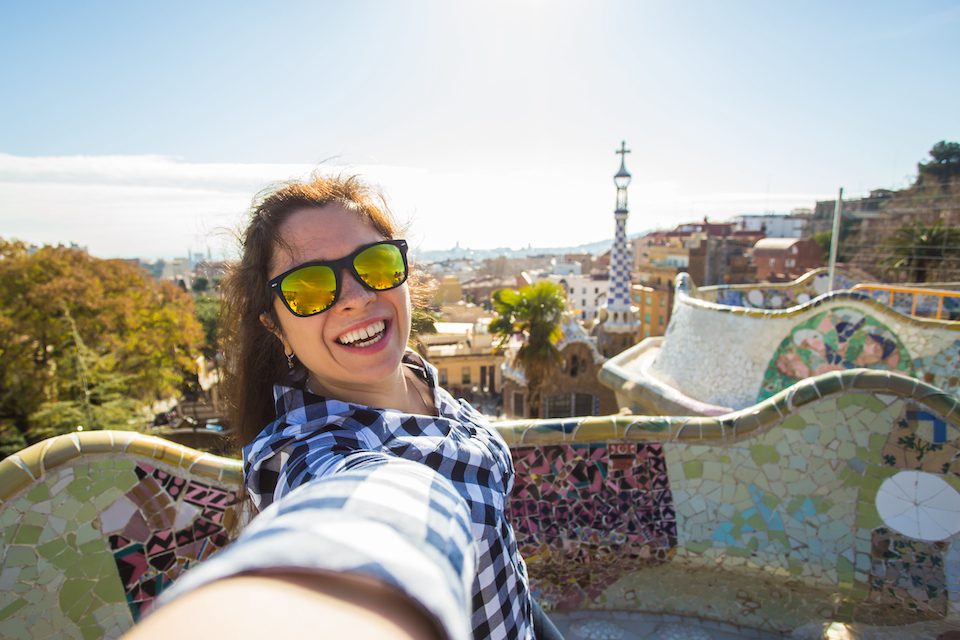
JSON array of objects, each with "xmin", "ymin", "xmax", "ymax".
[{"xmin": 0, "ymin": 239, "xmax": 203, "ymax": 455}]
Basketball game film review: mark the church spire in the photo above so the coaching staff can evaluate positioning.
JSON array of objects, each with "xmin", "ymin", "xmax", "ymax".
[{"xmin": 598, "ymin": 140, "xmax": 640, "ymax": 354}]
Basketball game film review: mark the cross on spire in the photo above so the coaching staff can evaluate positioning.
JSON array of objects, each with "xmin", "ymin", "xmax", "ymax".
[{"xmin": 616, "ymin": 140, "xmax": 631, "ymax": 159}]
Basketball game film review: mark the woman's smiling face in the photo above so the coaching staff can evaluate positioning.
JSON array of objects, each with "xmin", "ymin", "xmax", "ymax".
[{"xmin": 267, "ymin": 204, "xmax": 411, "ymax": 397}]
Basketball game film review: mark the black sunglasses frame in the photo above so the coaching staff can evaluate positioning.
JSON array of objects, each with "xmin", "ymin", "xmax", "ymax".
[{"xmin": 269, "ymin": 239, "xmax": 409, "ymax": 318}]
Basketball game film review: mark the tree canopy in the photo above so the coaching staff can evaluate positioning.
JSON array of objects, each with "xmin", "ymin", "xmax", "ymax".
[
  {"xmin": 489, "ymin": 280, "xmax": 566, "ymax": 419},
  {"xmin": 0, "ymin": 240, "xmax": 203, "ymax": 449},
  {"xmin": 918, "ymin": 140, "xmax": 960, "ymax": 182}
]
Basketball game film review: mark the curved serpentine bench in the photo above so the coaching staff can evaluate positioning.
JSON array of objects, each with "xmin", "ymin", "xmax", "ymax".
[
  {"xmin": 602, "ymin": 272, "xmax": 960, "ymax": 416},
  {"xmin": 2, "ymin": 370, "xmax": 960, "ymax": 637}
]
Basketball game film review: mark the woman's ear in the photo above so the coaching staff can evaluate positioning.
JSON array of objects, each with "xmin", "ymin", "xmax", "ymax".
[
  {"xmin": 260, "ymin": 312, "xmax": 288, "ymax": 348},
  {"xmin": 260, "ymin": 312, "xmax": 294, "ymax": 357}
]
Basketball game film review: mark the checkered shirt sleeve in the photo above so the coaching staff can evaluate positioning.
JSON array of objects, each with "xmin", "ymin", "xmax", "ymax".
[
  {"xmin": 156, "ymin": 458, "xmax": 476, "ymax": 640},
  {"xmin": 242, "ymin": 352, "xmax": 534, "ymax": 640}
]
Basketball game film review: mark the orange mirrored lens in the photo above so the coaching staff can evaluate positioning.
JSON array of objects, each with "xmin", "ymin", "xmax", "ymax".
[
  {"xmin": 281, "ymin": 265, "xmax": 337, "ymax": 315},
  {"xmin": 354, "ymin": 243, "xmax": 406, "ymax": 290}
]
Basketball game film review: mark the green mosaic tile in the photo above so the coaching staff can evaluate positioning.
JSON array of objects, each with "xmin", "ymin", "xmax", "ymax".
[
  {"xmin": 0, "ymin": 598, "xmax": 28, "ymax": 621},
  {"xmin": 868, "ymin": 433, "xmax": 888, "ymax": 455},
  {"xmin": 60, "ymin": 578, "xmax": 94, "ymax": 620},
  {"xmin": 92, "ymin": 572, "xmax": 125, "ymax": 603},
  {"xmin": 56, "ymin": 499, "xmax": 82, "ymax": 521},
  {"xmin": 26, "ymin": 483, "xmax": 50, "ymax": 503},
  {"xmin": 4, "ymin": 545, "xmax": 38, "ymax": 567},
  {"xmin": 12, "ymin": 524, "xmax": 42, "ymax": 545},
  {"xmin": 0, "ymin": 507, "xmax": 21, "ymax": 530},
  {"xmin": 682, "ymin": 460, "xmax": 703, "ymax": 479},
  {"xmin": 22, "ymin": 510, "xmax": 47, "ymax": 528},
  {"xmin": 839, "ymin": 393, "xmax": 890, "ymax": 414},
  {"xmin": 38, "ymin": 537, "xmax": 68, "ymax": 560},
  {"xmin": 75, "ymin": 502, "xmax": 96, "ymax": 522}
]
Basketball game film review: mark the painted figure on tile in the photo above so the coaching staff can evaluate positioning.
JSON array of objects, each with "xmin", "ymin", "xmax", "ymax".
[{"xmin": 759, "ymin": 308, "xmax": 914, "ymax": 402}]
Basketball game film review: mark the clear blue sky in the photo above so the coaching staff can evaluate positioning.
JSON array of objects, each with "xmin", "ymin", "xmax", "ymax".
[{"xmin": 1, "ymin": 0, "xmax": 958, "ymax": 258}]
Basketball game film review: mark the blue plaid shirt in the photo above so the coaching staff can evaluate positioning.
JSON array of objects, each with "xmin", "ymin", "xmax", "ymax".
[
  {"xmin": 157, "ymin": 459, "xmax": 476, "ymax": 639},
  {"xmin": 243, "ymin": 352, "xmax": 533, "ymax": 640}
]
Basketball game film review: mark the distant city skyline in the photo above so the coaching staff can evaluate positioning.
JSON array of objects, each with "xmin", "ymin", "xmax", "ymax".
[{"xmin": 1, "ymin": 1, "xmax": 958, "ymax": 259}]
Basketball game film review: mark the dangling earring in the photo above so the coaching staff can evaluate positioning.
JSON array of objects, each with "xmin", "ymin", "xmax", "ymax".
[{"xmin": 286, "ymin": 351, "xmax": 295, "ymax": 370}]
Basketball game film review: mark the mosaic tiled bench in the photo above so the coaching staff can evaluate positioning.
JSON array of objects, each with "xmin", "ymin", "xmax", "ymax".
[
  {"xmin": 695, "ymin": 267, "xmax": 960, "ymax": 320},
  {"xmin": 603, "ymin": 271, "xmax": 960, "ymax": 416},
  {"xmin": 693, "ymin": 267, "xmax": 859, "ymax": 310},
  {"xmin": 3, "ymin": 369, "xmax": 960, "ymax": 637}
]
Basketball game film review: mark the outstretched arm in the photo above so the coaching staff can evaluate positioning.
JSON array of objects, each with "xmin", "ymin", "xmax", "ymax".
[
  {"xmin": 126, "ymin": 458, "xmax": 477, "ymax": 640},
  {"xmin": 125, "ymin": 570, "xmax": 441, "ymax": 639}
]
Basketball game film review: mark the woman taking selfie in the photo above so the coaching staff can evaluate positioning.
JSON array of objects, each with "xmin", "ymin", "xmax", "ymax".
[{"xmin": 147, "ymin": 175, "xmax": 558, "ymax": 639}]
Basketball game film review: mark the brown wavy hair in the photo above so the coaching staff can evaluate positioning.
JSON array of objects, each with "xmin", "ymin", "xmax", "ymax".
[{"xmin": 220, "ymin": 174, "xmax": 403, "ymax": 451}]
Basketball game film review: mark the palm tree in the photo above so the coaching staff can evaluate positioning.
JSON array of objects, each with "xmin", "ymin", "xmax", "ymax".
[
  {"xmin": 885, "ymin": 220, "xmax": 960, "ymax": 283},
  {"xmin": 489, "ymin": 281, "xmax": 566, "ymax": 419}
]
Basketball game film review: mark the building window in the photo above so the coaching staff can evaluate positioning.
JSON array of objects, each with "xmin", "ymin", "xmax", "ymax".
[
  {"xmin": 513, "ymin": 392, "xmax": 524, "ymax": 417},
  {"xmin": 659, "ymin": 315, "xmax": 664, "ymax": 325},
  {"xmin": 545, "ymin": 393, "xmax": 596, "ymax": 418},
  {"xmin": 645, "ymin": 313, "xmax": 651, "ymax": 324},
  {"xmin": 574, "ymin": 393, "xmax": 594, "ymax": 416},
  {"xmin": 438, "ymin": 368, "xmax": 448, "ymax": 385},
  {"xmin": 785, "ymin": 258, "xmax": 795, "ymax": 268},
  {"xmin": 570, "ymin": 355, "xmax": 579, "ymax": 377},
  {"xmin": 545, "ymin": 394, "xmax": 571, "ymax": 418},
  {"xmin": 594, "ymin": 287, "xmax": 599, "ymax": 294},
  {"xmin": 461, "ymin": 367, "xmax": 471, "ymax": 385},
  {"xmin": 646, "ymin": 295, "xmax": 652, "ymax": 305},
  {"xmin": 582, "ymin": 298, "xmax": 586, "ymax": 307}
]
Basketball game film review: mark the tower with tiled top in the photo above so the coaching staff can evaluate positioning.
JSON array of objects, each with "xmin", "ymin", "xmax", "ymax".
[{"xmin": 597, "ymin": 141, "xmax": 640, "ymax": 357}]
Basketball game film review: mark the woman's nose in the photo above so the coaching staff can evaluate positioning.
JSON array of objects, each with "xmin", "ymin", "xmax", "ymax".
[{"xmin": 336, "ymin": 271, "xmax": 376, "ymax": 311}]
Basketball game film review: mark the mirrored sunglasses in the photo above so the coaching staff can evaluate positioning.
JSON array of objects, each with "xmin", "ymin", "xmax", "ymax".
[{"xmin": 269, "ymin": 239, "xmax": 409, "ymax": 317}]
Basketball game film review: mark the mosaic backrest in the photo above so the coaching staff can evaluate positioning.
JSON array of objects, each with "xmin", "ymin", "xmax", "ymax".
[
  {"xmin": 693, "ymin": 268, "xmax": 859, "ymax": 310},
  {"xmin": 0, "ymin": 431, "xmax": 242, "ymax": 639},
  {"xmin": 499, "ymin": 370, "xmax": 960, "ymax": 630},
  {"xmin": 644, "ymin": 273, "xmax": 960, "ymax": 412}
]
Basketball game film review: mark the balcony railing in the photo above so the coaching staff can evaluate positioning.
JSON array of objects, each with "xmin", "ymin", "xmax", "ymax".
[{"xmin": 851, "ymin": 283, "xmax": 960, "ymax": 320}]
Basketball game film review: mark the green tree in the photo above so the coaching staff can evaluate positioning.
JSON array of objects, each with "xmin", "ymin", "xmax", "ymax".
[
  {"xmin": 812, "ymin": 214, "xmax": 859, "ymax": 265},
  {"xmin": 917, "ymin": 140, "xmax": 960, "ymax": 184},
  {"xmin": 884, "ymin": 220, "xmax": 960, "ymax": 283},
  {"xmin": 489, "ymin": 281, "xmax": 566, "ymax": 419},
  {"xmin": 191, "ymin": 276, "xmax": 210, "ymax": 293},
  {"xmin": 193, "ymin": 294, "xmax": 221, "ymax": 359},
  {"xmin": 0, "ymin": 240, "xmax": 203, "ymax": 451}
]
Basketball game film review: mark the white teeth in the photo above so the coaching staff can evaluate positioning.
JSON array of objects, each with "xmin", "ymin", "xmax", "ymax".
[{"xmin": 337, "ymin": 320, "xmax": 386, "ymax": 346}]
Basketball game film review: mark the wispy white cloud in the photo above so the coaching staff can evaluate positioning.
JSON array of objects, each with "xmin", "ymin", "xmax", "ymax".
[{"xmin": 0, "ymin": 153, "xmax": 828, "ymax": 259}]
